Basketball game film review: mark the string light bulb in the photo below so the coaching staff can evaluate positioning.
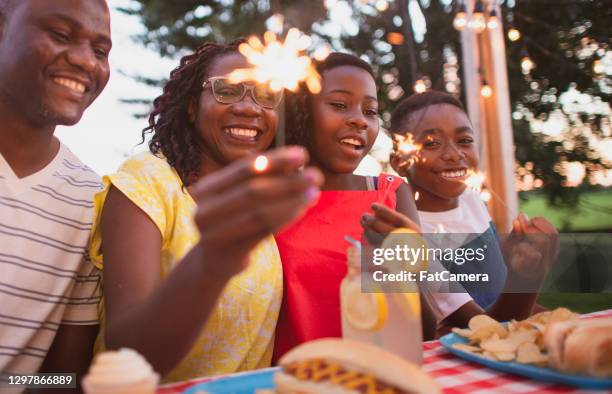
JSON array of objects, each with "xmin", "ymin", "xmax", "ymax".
[
  {"xmin": 453, "ymin": 1, "xmax": 468, "ymax": 31},
  {"xmin": 480, "ymin": 80, "xmax": 492, "ymax": 97},
  {"xmin": 508, "ymin": 28, "xmax": 521, "ymax": 41},
  {"xmin": 414, "ymin": 78, "xmax": 427, "ymax": 94},
  {"xmin": 521, "ymin": 52, "xmax": 535, "ymax": 74},
  {"xmin": 593, "ymin": 59, "xmax": 604, "ymax": 74},
  {"xmin": 375, "ymin": 0, "xmax": 389, "ymax": 11},
  {"xmin": 387, "ymin": 32, "xmax": 405, "ymax": 45},
  {"xmin": 487, "ymin": 8, "xmax": 499, "ymax": 30},
  {"xmin": 469, "ymin": 0, "xmax": 486, "ymax": 33}
]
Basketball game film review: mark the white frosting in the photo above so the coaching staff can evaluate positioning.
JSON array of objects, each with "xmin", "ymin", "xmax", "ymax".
[{"xmin": 84, "ymin": 348, "xmax": 159, "ymax": 390}]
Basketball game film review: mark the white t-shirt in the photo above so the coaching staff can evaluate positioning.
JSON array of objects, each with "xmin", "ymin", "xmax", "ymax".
[
  {"xmin": 418, "ymin": 189, "xmax": 507, "ymax": 320},
  {"xmin": 0, "ymin": 143, "xmax": 102, "ymax": 374}
]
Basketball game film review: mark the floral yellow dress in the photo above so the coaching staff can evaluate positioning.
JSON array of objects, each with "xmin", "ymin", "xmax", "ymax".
[{"xmin": 89, "ymin": 152, "xmax": 282, "ymax": 382}]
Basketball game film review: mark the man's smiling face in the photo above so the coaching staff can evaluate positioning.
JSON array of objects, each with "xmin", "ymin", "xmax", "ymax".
[{"xmin": 0, "ymin": 0, "xmax": 112, "ymax": 127}]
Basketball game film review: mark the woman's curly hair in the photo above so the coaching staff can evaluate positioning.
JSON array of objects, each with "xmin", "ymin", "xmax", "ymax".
[
  {"xmin": 143, "ymin": 38, "xmax": 245, "ymax": 187},
  {"xmin": 285, "ymin": 52, "xmax": 376, "ymax": 148}
]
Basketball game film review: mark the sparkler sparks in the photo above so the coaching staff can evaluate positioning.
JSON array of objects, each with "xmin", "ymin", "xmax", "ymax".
[
  {"xmin": 253, "ymin": 155, "xmax": 269, "ymax": 172},
  {"xmin": 463, "ymin": 169, "xmax": 486, "ymax": 192},
  {"xmin": 392, "ymin": 133, "xmax": 422, "ymax": 170},
  {"xmin": 463, "ymin": 170, "xmax": 504, "ymax": 204},
  {"xmin": 229, "ymin": 29, "xmax": 321, "ymax": 95},
  {"xmin": 229, "ymin": 28, "xmax": 322, "ymax": 147}
]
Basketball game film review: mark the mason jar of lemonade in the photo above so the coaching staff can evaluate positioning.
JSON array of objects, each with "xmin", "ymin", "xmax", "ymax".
[{"xmin": 340, "ymin": 236, "xmax": 423, "ymax": 365}]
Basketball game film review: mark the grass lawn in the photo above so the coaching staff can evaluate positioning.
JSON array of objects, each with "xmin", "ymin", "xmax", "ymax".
[
  {"xmin": 520, "ymin": 189, "xmax": 611, "ymax": 313},
  {"xmin": 519, "ymin": 189, "xmax": 612, "ymax": 231},
  {"xmin": 538, "ymin": 293, "xmax": 612, "ymax": 314}
]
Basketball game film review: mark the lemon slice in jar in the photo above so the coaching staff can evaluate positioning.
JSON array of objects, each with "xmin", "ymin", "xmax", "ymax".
[
  {"xmin": 341, "ymin": 280, "xmax": 388, "ymax": 331},
  {"xmin": 402, "ymin": 292, "xmax": 421, "ymax": 316},
  {"xmin": 381, "ymin": 227, "xmax": 428, "ymax": 273}
]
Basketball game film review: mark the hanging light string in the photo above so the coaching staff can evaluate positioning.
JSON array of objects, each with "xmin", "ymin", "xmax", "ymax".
[
  {"xmin": 520, "ymin": 35, "xmax": 603, "ymax": 78},
  {"xmin": 450, "ymin": 2, "xmax": 605, "ymax": 79},
  {"xmin": 453, "ymin": 0, "xmax": 500, "ymax": 33},
  {"xmin": 513, "ymin": 11, "xmax": 610, "ymax": 44},
  {"xmin": 508, "ymin": 13, "xmax": 606, "ymax": 78}
]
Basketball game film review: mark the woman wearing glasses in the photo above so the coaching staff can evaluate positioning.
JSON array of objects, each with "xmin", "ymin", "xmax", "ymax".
[{"xmin": 88, "ymin": 39, "xmax": 322, "ymax": 381}]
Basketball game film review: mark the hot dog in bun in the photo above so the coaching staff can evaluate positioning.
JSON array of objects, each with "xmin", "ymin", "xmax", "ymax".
[{"xmin": 272, "ymin": 338, "xmax": 440, "ymax": 394}]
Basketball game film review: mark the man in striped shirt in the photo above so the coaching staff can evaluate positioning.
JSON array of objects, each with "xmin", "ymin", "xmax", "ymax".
[{"xmin": 0, "ymin": 0, "xmax": 112, "ymax": 386}]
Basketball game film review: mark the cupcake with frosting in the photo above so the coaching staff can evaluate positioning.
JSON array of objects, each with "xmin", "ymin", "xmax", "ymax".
[{"xmin": 83, "ymin": 348, "xmax": 159, "ymax": 394}]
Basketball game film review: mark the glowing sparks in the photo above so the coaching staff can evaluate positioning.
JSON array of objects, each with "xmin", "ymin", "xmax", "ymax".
[
  {"xmin": 480, "ymin": 190, "xmax": 491, "ymax": 202},
  {"xmin": 393, "ymin": 134, "xmax": 422, "ymax": 170},
  {"xmin": 464, "ymin": 170, "xmax": 486, "ymax": 192},
  {"xmin": 313, "ymin": 44, "xmax": 331, "ymax": 62},
  {"xmin": 396, "ymin": 134, "xmax": 420, "ymax": 155},
  {"xmin": 253, "ymin": 155, "xmax": 269, "ymax": 172},
  {"xmin": 267, "ymin": 13, "xmax": 284, "ymax": 34},
  {"xmin": 229, "ymin": 28, "xmax": 321, "ymax": 94}
]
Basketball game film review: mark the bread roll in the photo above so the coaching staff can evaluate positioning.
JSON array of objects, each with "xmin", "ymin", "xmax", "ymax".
[{"xmin": 544, "ymin": 317, "xmax": 612, "ymax": 378}]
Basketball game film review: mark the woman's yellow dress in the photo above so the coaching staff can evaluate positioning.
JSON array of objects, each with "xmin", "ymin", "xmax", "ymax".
[{"xmin": 89, "ymin": 152, "xmax": 282, "ymax": 382}]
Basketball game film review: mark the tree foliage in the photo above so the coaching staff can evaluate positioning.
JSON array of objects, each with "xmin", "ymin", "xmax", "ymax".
[{"xmin": 121, "ymin": 0, "xmax": 611, "ymax": 207}]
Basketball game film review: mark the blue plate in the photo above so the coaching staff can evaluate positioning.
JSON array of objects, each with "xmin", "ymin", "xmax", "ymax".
[
  {"xmin": 440, "ymin": 332, "xmax": 612, "ymax": 390},
  {"xmin": 182, "ymin": 367, "xmax": 279, "ymax": 394}
]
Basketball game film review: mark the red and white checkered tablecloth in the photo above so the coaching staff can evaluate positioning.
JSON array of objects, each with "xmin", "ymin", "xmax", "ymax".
[{"xmin": 157, "ymin": 309, "xmax": 612, "ymax": 394}]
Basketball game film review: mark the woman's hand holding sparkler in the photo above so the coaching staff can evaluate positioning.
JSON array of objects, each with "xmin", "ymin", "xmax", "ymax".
[{"xmin": 190, "ymin": 147, "xmax": 323, "ymax": 280}]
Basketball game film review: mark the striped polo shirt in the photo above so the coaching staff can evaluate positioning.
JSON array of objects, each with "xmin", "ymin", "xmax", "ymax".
[{"xmin": 0, "ymin": 143, "xmax": 103, "ymax": 374}]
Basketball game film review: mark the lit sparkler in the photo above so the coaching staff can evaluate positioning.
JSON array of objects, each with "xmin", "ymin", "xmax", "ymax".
[
  {"xmin": 392, "ymin": 133, "xmax": 422, "ymax": 170},
  {"xmin": 253, "ymin": 155, "xmax": 269, "ymax": 172},
  {"xmin": 463, "ymin": 170, "xmax": 514, "ymax": 209},
  {"xmin": 380, "ymin": 133, "xmax": 423, "ymax": 205},
  {"xmin": 463, "ymin": 169, "xmax": 486, "ymax": 192},
  {"xmin": 229, "ymin": 29, "xmax": 322, "ymax": 147}
]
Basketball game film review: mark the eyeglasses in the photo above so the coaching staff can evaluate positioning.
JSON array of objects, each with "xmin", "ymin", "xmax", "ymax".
[{"xmin": 202, "ymin": 77, "xmax": 283, "ymax": 109}]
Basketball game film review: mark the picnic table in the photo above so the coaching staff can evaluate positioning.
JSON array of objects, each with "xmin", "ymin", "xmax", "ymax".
[{"xmin": 157, "ymin": 309, "xmax": 612, "ymax": 394}]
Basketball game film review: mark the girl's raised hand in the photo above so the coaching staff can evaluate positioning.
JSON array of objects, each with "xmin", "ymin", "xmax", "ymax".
[
  {"xmin": 361, "ymin": 203, "xmax": 421, "ymax": 246},
  {"xmin": 191, "ymin": 146, "xmax": 323, "ymax": 279},
  {"xmin": 503, "ymin": 213, "xmax": 559, "ymax": 289}
]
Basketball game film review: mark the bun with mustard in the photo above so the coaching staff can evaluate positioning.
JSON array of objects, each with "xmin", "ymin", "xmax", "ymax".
[{"xmin": 273, "ymin": 338, "xmax": 440, "ymax": 394}]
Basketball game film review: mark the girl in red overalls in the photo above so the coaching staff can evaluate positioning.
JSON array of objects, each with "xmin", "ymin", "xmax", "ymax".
[{"xmin": 273, "ymin": 53, "xmax": 435, "ymax": 362}]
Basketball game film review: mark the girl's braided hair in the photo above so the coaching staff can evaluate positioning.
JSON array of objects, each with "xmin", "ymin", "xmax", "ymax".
[
  {"xmin": 285, "ymin": 52, "xmax": 375, "ymax": 148},
  {"xmin": 143, "ymin": 38, "xmax": 245, "ymax": 186}
]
